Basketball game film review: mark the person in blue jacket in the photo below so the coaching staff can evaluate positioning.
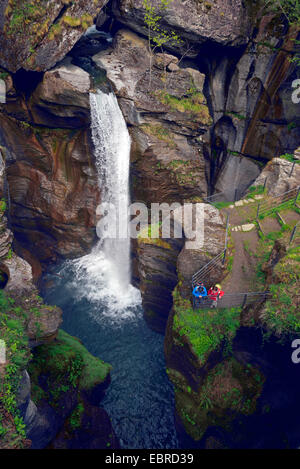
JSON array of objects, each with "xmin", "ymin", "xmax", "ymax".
[{"xmin": 192, "ymin": 283, "xmax": 207, "ymax": 304}]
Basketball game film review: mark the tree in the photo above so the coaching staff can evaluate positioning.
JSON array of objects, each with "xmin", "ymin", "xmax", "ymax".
[{"xmin": 142, "ymin": 0, "xmax": 182, "ymax": 89}]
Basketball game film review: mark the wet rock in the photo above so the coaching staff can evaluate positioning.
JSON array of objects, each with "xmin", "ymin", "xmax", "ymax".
[
  {"xmin": 49, "ymin": 401, "xmax": 120, "ymax": 449},
  {"xmin": 137, "ymin": 235, "xmax": 184, "ymax": 333},
  {"xmin": 0, "ymin": 98, "xmax": 99, "ymax": 263}
]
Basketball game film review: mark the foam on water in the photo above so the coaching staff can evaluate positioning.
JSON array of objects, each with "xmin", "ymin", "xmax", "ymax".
[{"xmin": 64, "ymin": 89, "xmax": 141, "ymax": 321}]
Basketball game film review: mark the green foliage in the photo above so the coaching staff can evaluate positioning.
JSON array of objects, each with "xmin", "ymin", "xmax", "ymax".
[
  {"xmin": 176, "ymin": 358, "xmax": 264, "ymax": 441},
  {"xmin": 280, "ymin": 153, "xmax": 299, "ymax": 163},
  {"xmin": 265, "ymin": 0, "xmax": 300, "ymax": 26},
  {"xmin": 28, "ymin": 329, "xmax": 111, "ymax": 408},
  {"xmin": 6, "ymin": 248, "xmax": 13, "ymax": 260},
  {"xmin": 262, "ymin": 246, "xmax": 300, "ymax": 336},
  {"xmin": 0, "ymin": 199, "xmax": 6, "ymax": 213},
  {"xmin": 155, "ymin": 90, "xmax": 211, "ymax": 123},
  {"xmin": 141, "ymin": 124, "xmax": 176, "ymax": 148},
  {"xmin": 0, "ymin": 291, "xmax": 30, "ymax": 447},
  {"xmin": 69, "ymin": 402, "xmax": 85, "ymax": 430},
  {"xmin": 172, "ymin": 289, "xmax": 241, "ymax": 365},
  {"xmin": 143, "ymin": 0, "xmax": 182, "ymax": 49}
]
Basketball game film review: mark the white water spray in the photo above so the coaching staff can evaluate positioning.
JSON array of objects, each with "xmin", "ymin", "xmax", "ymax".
[{"xmin": 66, "ymin": 89, "xmax": 141, "ymax": 320}]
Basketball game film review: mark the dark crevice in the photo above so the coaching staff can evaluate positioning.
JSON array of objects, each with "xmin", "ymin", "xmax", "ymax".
[
  {"xmin": 52, "ymin": 3, "xmax": 71, "ymax": 26},
  {"xmin": 12, "ymin": 69, "xmax": 44, "ymax": 97}
]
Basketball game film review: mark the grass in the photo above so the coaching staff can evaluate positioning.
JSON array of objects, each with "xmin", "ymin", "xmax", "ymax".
[
  {"xmin": 174, "ymin": 357, "xmax": 264, "ymax": 441},
  {"xmin": 155, "ymin": 90, "xmax": 212, "ymax": 125},
  {"xmin": 141, "ymin": 124, "xmax": 176, "ymax": 149},
  {"xmin": 261, "ymin": 245, "xmax": 300, "ymax": 337},
  {"xmin": 137, "ymin": 223, "xmax": 172, "ymax": 250},
  {"xmin": 280, "ymin": 153, "xmax": 299, "ymax": 163},
  {"xmin": 0, "ymin": 291, "xmax": 31, "ymax": 448},
  {"xmin": 28, "ymin": 329, "xmax": 111, "ymax": 407},
  {"xmin": 212, "ymin": 200, "xmax": 233, "ymax": 209},
  {"xmin": 172, "ymin": 288, "xmax": 241, "ymax": 366}
]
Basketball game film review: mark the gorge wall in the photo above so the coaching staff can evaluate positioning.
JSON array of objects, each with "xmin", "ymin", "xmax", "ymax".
[{"xmin": 0, "ymin": 0, "xmax": 299, "ymax": 449}]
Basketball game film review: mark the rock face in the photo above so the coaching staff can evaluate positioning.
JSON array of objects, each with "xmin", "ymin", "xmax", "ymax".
[
  {"xmin": 112, "ymin": 0, "xmax": 251, "ymax": 52},
  {"xmin": 0, "ymin": 0, "xmax": 109, "ymax": 72},
  {"xmin": 93, "ymin": 29, "xmax": 211, "ymax": 205},
  {"xmin": 165, "ymin": 215, "xmax": 300, "ymax": 448},
  {"xmin": 177, "ymin": 203, "xmax": 227, "ymax": 298},
  {"xmin": 0, "ymin": 61, "xmax": 100, "ymax": 264},
  {"xmin": 93, "ymin": 29, "xmax": 213, "ymax": 329},
  {"xmin": 253, "ymin": 157, "xmax": 300, "ymax": 196},
  {"xmin": 137, "ymin": 234, "xmax": 184, "ymax": 333},
  {"xmin": 208, "ymin": 14, "xmax": 300, "ymax": 193},
  {"xmin": 20, "ymin": 330, "xmax": 117, "ymax": 449}
]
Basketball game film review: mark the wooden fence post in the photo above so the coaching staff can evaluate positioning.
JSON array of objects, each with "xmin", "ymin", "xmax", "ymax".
[
  {"xmin": 294, "ymin": 186, "xmax": 300, "ymax": 206},
  {"xmin": 242, "ymin": 294, "xmax": 248, "ymax": 308},
  {"xmin": 223, "ymin": 215, "xmax": 230, "ymax": 265},
  {"xmin": 290, "ymin": 223, "xmax": 298, "ymax": 244},
  {"xmin": 256, "ymin": 202, "xmax": 260, "ymax": 219},
  {"xmin": 289, "ymin": 162, "xmax": 295, "ymax": 178}
]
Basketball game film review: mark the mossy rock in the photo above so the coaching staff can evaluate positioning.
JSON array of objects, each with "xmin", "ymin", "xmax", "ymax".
[
  {"xmin": 175, "ymin": 358, "xmax": 265, "ymax": 441},
  {"xmin": 28, "ymin": 329, "xmax": 111, "ymax": 407}
]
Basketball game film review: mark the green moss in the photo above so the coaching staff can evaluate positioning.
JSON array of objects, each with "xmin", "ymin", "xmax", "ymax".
[
  {"xmin": 62, "ymin": 16, "xmax": 82, "ymax": 28},
  {"xmin": 0, "ymin": 291, "xmax": 31, "ymax": 448},
  {"xmin": 69, "ymin": 402, "xmax": 85, "ymax": 430},
  {"xmin": 175, "ymin": 358, "xmax": 264, "ymax": 441},
  {"xmin": 262, "ymin": 246, "xmax": 300, "ymax": 337},
  {"xmin": 28, "ymin": 329, "xmax": 111, "ymax": 406},
  {"xmin": 137, "ymin": 223, "xmax": 172, "ymax": 250},
  {"xmin": 172, "ymin": 288, "xmax": 241, "ymax": 366},
  {"xmin": 155, "ymin": 90, "xmax": 212, "ymax": 125},
  {"xmin": 141, "ymin": 124, "xmax": 176, "ymax": 149},
  {"xmin": 5, "ymin": 0, "xmax": 50, "ymax": 42}
]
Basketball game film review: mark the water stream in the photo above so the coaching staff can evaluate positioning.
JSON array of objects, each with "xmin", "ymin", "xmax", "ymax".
[{"xmin": 41, "ymin": 89, "xmax": 179, "ymax": 449}]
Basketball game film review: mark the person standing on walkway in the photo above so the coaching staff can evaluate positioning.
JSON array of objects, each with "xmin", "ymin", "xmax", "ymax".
[
  {"xmin": 208, "ymin": 284, "xmax": 224, "ymax": 308},
  {"xmin": 192, "ymin": 283, "xmax": 208, "ymax": 305}
]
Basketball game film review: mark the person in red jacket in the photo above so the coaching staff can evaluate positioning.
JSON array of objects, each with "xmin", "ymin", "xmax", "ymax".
[{"xmin": 208, "ymin": 284, "xmax": 224, "ymax": 308}]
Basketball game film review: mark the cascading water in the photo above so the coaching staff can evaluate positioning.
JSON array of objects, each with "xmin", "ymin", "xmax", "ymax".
[
  {"xmin": 91, "ymin": 89, "xmax": 131, "ymax": 291},
  {"xmin": 63, "ymin": 89, "xmax": 141, "ymax": 320},
  {"xmin": 41, "ymin": 87, "xmax": 178, "ymax": 448}
]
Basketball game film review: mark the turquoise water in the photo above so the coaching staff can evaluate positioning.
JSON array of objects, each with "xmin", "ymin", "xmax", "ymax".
[{"xmin": 41, "ymin": 263, "xmax": 179, "ymax": 449}]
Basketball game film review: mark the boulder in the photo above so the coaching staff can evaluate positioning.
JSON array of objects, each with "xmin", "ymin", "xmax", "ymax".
[
  {"xmin": 177, "ymin": 204, "xmax": 227, "ymax": 297},
  {"xmin": 253, "ymin": 157, "xmax": 300, "ymax": 196},
  {"xmin": 111, "ymin": 0, "xmax": 251, "ymax": 54},
  {"xmin": 29, "ymin": 58, "xmax": 91, "ymax": 127}
]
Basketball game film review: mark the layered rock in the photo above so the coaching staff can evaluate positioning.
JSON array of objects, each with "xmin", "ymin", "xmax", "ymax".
[
  {"xmin": 0, "ymin": 61, "xmax": 100, "ymax": 264},
  {"xmin": 137, "ymin": 232, "xmax": 184, "ymax": 333},
  {"xmin": 111, "ymin": 0, "xmax": 251, "ymax": 53},
  {"xmin": 208, "ymin": 14, "xmax": 300, "ymax": 193},
  {"xmin": 0, "ymin": 0, "xmax": 109, "ymax": 72},
  {"xmin": 93, "ymin": 29, "xmax": 211, "ymax": 205}
]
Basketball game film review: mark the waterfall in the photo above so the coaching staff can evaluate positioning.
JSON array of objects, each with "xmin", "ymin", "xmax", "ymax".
[
  {"xmin": 65, "ymin": 89, "xmax": 141, "ymax": 320},
  {"xmin": 90, "ymin": 90, "xmax": 131, "ymax": 292}
]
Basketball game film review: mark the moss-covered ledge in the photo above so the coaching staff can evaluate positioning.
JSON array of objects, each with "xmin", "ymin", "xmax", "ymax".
[
  {"xmin": 28, "ymin": 329, "xmax": 112, "ymax": 409},
  {"xmin": 165, "ymin": 287, "xmax": 241, "ymax": 389},
  {"xmin": 164, "ymin": 286, "xmax": 265, "ymax": 443}
]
